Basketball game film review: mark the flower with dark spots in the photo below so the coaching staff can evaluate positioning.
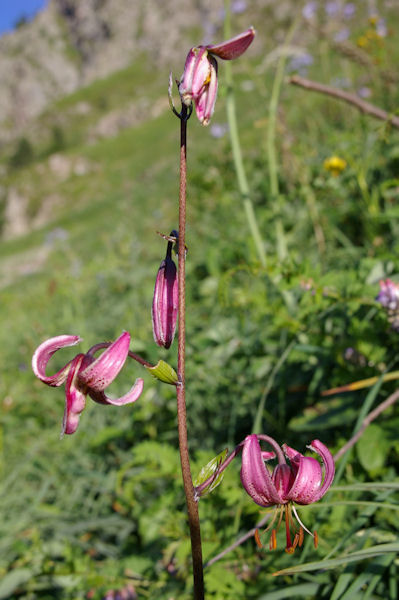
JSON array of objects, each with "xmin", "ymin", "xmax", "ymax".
[
  {"xmin": 240, "ymin": 434, "xmax": 335, "ymax": 552},
  {"xmin": 32, "ymin": 332, "xmax": 144, "ymax": 435}
]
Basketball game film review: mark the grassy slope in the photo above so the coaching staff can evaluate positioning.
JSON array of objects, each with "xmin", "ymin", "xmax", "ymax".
[{"xmin": 1, "ymin": 3, "xmax": 399, "ymax": 598}]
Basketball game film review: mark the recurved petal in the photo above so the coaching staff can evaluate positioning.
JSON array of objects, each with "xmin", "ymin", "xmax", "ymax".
[
  {"xmin": 285, "ymin": 449, "xmax": 323, "ymax": 505},
  {"xmin": 32, "ymin": 334, "xmax": 82, "ymax": 386},
  {"xmin": 207, "ymin": 27, "xmax": 255, "ymax": 60},
  {"xmin": 78, "ymin": 332, "xmax": 130, "ymax": 392},
  {"xmin": 307, "ymin": 439, "xmax": 335, "ymax": 500},
  {"xmin": 62, "ymin": 354, "xmax": 86, "ymax": 436},
  {"xmin": 240, "ymin": 434, "xmax": 283, "ymax": 507},
  {"xmin": 89, "ymin": 377, "xmax": 144, "ymax": 406}
]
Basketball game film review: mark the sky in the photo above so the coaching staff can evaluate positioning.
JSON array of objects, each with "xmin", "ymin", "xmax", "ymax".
[{"xmin": 0, "ymin": 0, "xmax": 47, "ymax": 36}]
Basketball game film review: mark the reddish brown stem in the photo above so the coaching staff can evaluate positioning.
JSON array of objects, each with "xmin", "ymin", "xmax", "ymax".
[
  {"xmin": 176, "ymin": 104, "xmax": 204, "ymax": 600},
  {"xmin": 289, "ymin": 75, "xmax": 399, "ymax": 129},
  {"xmin": 334, "ymin": 388, "xmax": 399, "ymax": 461}
]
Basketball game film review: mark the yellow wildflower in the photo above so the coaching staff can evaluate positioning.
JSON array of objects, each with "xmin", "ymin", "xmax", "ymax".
[
  {"xmin": 356, "ymin": 35, "xmax": 368, "ymax": 48},
  {"xmin": 323, "ymin": 156, "xmax": 347, "ymax": 176}
]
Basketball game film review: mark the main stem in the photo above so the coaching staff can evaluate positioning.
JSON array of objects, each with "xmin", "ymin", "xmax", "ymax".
[{"xmin": 176, "ymin": 104, "xmax": 204, "ymax": 600}]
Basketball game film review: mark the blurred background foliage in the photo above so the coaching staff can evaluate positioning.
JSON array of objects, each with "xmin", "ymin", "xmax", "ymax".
[{"xmin": 1, "ymin": 0, "xmax": 399, "ymax": 598}]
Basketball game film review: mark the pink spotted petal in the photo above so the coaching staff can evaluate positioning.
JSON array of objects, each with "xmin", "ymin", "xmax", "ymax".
[
  {"xmin": 240, "ymin": 434, "xmax": 284, "ymax": 507},
  {"xmin": 307, "ymin": 439, "xmax": 335, "ymax": 500},
  {"xmin": 273, "ymin": 463, "xmax": 295, "ymax": 501},
  {"xmin": 207, "ymin": 27, "xmax": 255, "ymax": 60},
  {"xmin": 32, "ymin": 334, "xmax": 82, "ymax": 387},
  {"xmin": 62, "ymin": 354, "xmax": 86, "ymax": 436},
  {"xmin": 89, "ymin": 378, "xmax": 144, "ymax": 406},
  {"xmin": 78, "ymin": 332, "xmax": 130, "ymax": 392},
  {"xmin": 194, "ymin": 55, "xmax": 218, "ymax": 126},
  {"xmin": 283, "ymin": 443, "xmax": 330, "ymax": 505}
]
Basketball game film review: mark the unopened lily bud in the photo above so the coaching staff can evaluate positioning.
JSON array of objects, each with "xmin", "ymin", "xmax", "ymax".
[{"xmin": 152, "ymin": 240, "xmax": 178, "ymax": 349}]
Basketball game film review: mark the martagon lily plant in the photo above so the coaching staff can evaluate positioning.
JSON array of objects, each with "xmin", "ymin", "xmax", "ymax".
[{"xmin": 31, "ymin": 25, "xmax": 338, "ymax": 600}]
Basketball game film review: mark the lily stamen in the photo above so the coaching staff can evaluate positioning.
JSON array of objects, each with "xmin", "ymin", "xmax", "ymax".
[{"xmin": 269, "ymin": 529, "xmax": 277, "ymax": 551}]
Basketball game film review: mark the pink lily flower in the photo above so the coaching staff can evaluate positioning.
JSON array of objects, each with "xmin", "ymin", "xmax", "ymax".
[
  {"xmin": 179, "ymin": 27, "xmax": 255, "ymax": 125},
  {"xmin": 152, "ymin": 238, "xmax": 178, "ymax": 349},
  {"xmin": 32, "ymin": 332, "xmax": 144, "ymax": 436},
  {"xmin": 240, "ymin": 434, "xmax": 335, "ymax": 553}
]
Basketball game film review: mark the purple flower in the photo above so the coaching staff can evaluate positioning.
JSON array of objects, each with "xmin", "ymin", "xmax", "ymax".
[
  {"xmin": 357, "ymin": 86, "xmax": 372, "ymax": 98},
  {"xmin": 210, "ymin": 122, "xmax": 228, "ymax": 138},
  {"xmin": 302, "ymin": 1, "xmax": 318, "ymax": 21},
  {"xmin": 325, "ymin": 1, "xmax": 339, "ymax": 16},
  {"xmin": 376, "ymin": 18, "xmax": 387, "ymax": 38},
  {"xmin": 179, "ymin": 27, "xmax": 255, "ymax": 125},
  {"xmin": 152, "ymin": 239, "xmax": 178, "ymax": 349},
  {"xmin": 287, "ymin": 52, "xmax": 314, "ymax": 75},
  {"xmin": 343, "ymin": 3, "xmax": 355, "ymax": 19},
  {"xmin": 32, "ymin": 332, "xmax": 144, "ymax": 435},
  {"xmin": 240, "ymin": 434, "xmax": 334, "ymax": 552},
  {"xmin": 376, "ymin": 279, "xmax": 399, "ymax": 331},
  {"xmin": 231, "ymin": 0, "xmax": 247, "ymax": 14},
  {"xmin": 334, "ymin": 28, "xmax": 350, "ymax": 43},
  {"xmin": 376, "ymin": 279, "xmax": 399, "ymax": 311}
]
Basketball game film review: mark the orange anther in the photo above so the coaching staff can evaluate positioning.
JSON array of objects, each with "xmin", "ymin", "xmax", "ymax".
[
  {"xmin": 314, "ymin": 531, "xmax": 319, "ymax": 549},
  {"xmin": 291, "ymin": 533, "xmax": 300, "ymax": 550},
  {"xmin": 299, "ymin": 527, "xmax": 304, "ymax": 547},
  {"xmin": 254, "ymin": 528, "xmax": 263, "ymax": 549},
  {"xmin": 269, "ymin": 529, "xmax": 277, "ymax": 550}
]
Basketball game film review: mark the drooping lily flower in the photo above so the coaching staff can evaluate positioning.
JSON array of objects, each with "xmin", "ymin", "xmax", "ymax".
[
  {"xmin": 32, "ymin": 332, "xmax": 144, "ymax": 435},
  {"xmin": 179, "ymin": 27, "xmax": 255, "ymax": 125},
  {"xmin": 240, "ymin": 434, "xmax": 335, "ymax": 553},
  {"xmin": 152, "ymin": 236, "xmax": 178, "ymax": 349}
]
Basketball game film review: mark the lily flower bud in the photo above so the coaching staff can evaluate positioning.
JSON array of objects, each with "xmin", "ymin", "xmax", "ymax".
[{"xmin": 152, "ymin": 239, "xmax": 178, "ymax": 349}]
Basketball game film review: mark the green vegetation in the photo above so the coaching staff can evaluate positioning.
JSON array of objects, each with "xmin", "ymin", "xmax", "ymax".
[{"xmin": 1, "ymin": 2, "xmax": 399, "ymax": 598}]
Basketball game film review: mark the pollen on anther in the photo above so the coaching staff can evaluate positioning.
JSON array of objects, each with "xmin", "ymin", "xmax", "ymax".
[
  {"xmin": 314, "ymin": 531, "xmax": 319, "ymax": 549},
  {"xmin": 254, "ymin": 528, "xmax": 263, "ymax": 549},
  {"xmin": 292, "ymin": 533, "xmax": 300, "ymax": 551},
  {"xmin": 269, "ymin": 529, "xmax": 277, "ymax": 550},
  {"xmin": 297, "ymin": 527, "xmax": 303, "ymax": 547}
]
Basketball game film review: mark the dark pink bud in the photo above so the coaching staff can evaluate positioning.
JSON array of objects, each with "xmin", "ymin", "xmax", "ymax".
[{"xmin": 152, "ymin": 242, "xmax": 178, "ymax": 349}]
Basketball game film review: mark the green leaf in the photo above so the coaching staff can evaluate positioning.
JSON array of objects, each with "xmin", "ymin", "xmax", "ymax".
[
  {"xmin": 145, "ymin": 360, "xmax": 178, "ymax": 385},
  {"xmin": 193, "ymin": 449, "xmax": 228, "ymax": 497},
  {"xmin": 0, "ymin": 569, "xmax": 33, "ymax": 599},
  {"xmin": 273, "ymin": 543, "xmax": 399, "ymax": 576},
  {"xmin": 258, "ymin": 583, "xmax": 321, "ymax": 599},
  {"xmin": 357, "ymin": 424, "xmax": 390, "ymax": 475}
]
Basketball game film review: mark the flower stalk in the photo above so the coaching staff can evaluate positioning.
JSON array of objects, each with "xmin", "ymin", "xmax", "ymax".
[{"xmin": 175, "ymin": 102, "xmax": 205, "ymax": 600}]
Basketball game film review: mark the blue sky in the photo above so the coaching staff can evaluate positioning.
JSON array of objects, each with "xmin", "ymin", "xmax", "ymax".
[{"xmin": 0, "ymin": 0, "xmax": 47, "ymax": 35}]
